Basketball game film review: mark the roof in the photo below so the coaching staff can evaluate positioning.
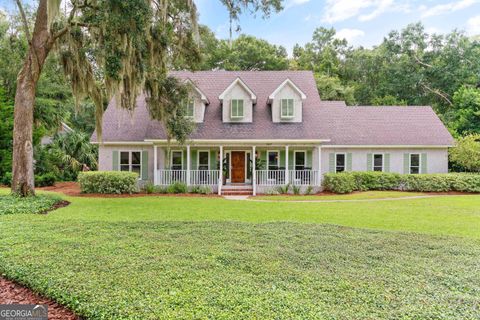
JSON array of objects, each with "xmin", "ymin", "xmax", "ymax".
[{"xmin": 92, "ymin": 70, "xmax": 454, "ymax": 146}]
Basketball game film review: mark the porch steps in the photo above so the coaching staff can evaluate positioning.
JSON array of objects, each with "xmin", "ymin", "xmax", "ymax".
[{"xmin": 221, "ymin": 186, "xmax": 253, "ymax": 196}]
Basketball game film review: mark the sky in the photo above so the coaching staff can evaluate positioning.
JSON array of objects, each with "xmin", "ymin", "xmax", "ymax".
[
  {"xmin": 2, "ymin": 0, "xmax": 480, "ymax": 55},
  {"xmin": 195, "ymin": 0, "xmax": 480, "ymax": 53}
]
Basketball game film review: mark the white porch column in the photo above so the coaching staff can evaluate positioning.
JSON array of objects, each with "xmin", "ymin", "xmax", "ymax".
[
  {"xmin": 218, "ymin": 146, "xmax": 223, "ymax": 195},
  {"xmin": 252, "ymin": 146, "xmax": 256, "ymax": 196},
  {"xmin": 186, "ymin": 145, "xmax": 191, "ymax": 186},
  {"xmin": 153, "ymin": 145, "xmax": 158, "ymax": 185},
  {"xmin": 285, "ymin": 145, "xmax": 289, "ymax": 184},
  {"xmin": 317, "ymin": 145, "xmax": 322, "ymax": 186}
]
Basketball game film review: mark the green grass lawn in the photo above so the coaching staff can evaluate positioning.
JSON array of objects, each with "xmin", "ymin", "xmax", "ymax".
[
  {"xmin": 0, "ymin": 188, "xmax": 479, "ymax": 319},
  {"xmin": 254, "ymin": 190, "xmax": 426, "ymax": 201}
]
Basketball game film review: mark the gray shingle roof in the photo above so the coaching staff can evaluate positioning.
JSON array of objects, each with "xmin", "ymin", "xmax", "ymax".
[{"xmin": 92, "ymin": 70, "xmax": 454, "ymax": 146}]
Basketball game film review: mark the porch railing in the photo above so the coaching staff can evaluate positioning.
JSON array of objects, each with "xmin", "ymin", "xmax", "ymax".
[
  {"xmin": 157, "ymin": 169, "xmax": 220, "ymax": 186},
  {"xmin": 190, "ymin": 170, "xmax": 220, "ymax": 185},
  {"xmin": 256, "ymin": 170, "xmax": 320, "ymax": 186}
]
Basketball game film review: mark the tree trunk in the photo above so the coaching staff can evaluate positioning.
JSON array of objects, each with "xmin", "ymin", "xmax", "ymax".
[{"xmin": 11, "ymin": 0, "xmax": 54, "ymax": 196}]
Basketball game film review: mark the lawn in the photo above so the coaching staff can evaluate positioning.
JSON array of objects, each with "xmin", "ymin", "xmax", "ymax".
[
  {"xmin": 0, "ymin": 189, "xmax": 479, "ymax": 319},
  {"xmin": 254, "ymin": 190, "xmax": 426, "ymax": 201}
]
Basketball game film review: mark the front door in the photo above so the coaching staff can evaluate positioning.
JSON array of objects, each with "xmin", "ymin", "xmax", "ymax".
[{"xmin": 231, "ymin": 151, "xmax": 245, "ymax": 183}]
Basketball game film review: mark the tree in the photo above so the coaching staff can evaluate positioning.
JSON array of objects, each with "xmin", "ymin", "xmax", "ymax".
[
  {"xmin": 449, "ymin": 134, "xmax": 480, "ymax": 172},
  {"xmin": 371, "ymin": 95, "xmax": 407, "ymax": 106},
  {"xmin": 452, "ymin": 86, "xmax": 480, "ymax": 135},
  {"xmin": 314, "ymin": 74, "xmax": 355, "ymax": 105},
  {"xmin": 11, "ymin": 0, "xmax": 283, "ymax": 196}
]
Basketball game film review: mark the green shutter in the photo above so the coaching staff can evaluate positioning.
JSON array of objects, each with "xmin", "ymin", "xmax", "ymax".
[
  {"xmin": 141, "ymin": 150, "xmax": 148, "ymax": 180},
  {"xmin": 346, "ymin": 153, "xmax": 352, "ymax": 171},
  {"xmin": 210, "ymin": 150, "xmax": 217, "ymax": 170},
  {"xmin": 421, "ymin": 153, "xmax": 428, "ymax": 174},
  {"xmin": 404, "ymin": 153, "xmax": 410, "ymax": 174},
  {"xmin": 307, "ymin": 150, "xmax": 313, "ymax": 168},
  {"xmin": 367, "ymin": 154, "xmax": 373, "ymax": 171},
  {"xmin": 112, "ymin": 151, "xmax": 119, "ymax": 171},
  {"xmin": 279, "ymin": 150, "xmax": 285, "ymax": 168},
  {"xmin": 191, "ymin": 149, "xmax": 197, "ymax": 170},
  {"xmin": 384, "ymin": 153, "xmax": 390, "ymax": 173},
  {"xmin": 288, "ymin": 150, "xmax": 294, "ymax": 170},
  {"xmin": 183, "ymin": 151, "xmax": 187, "ymax": 170},
  {"xmin": 329, "ymin": 153, "xmax": 335, "ymax": 173}
]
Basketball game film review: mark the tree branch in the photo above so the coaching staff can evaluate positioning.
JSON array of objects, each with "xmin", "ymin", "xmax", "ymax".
[
  {"xmin": 420, "ymin": 82, "xmax": 453, "ymax": 106},
  {"xmin": 14, "ymin": 0, "xmax": 31, "ymax": 44}
]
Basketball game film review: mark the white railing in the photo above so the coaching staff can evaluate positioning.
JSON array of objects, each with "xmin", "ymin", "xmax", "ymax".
[
  {"xmin": 256, "ymin": 170, "xmax": 321, "ymax": 186},
  {"xmin": 190, "ymin": 170, "xmax": 220, "ymax": 185},
  {"xmin": 157, "ymin": 170, "xmax": 187, "ymax": 185},
  {"xmin": 288, "ymin": 170, "xmax": 320, "ymax": 186}
]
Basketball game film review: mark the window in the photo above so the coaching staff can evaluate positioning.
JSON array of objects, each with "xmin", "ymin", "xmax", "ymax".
[
  {"xmin": 335, "ymin": 154, "xmax": 345, "ymax": 173},
  {"xmin": 198, "ymin": 151, "xmax": 209, "ymax": 170},
  {"xmin": 185, "ymin": 99, "xmax": 194, "ymax": 118},
  {"xmin": 281, "ymin": 99, "xmax": 294, "ymax": 118},
  {"xmin": 171, "ymin": 151, "xmax": 183, "ymax": 170},
  {"xmin": 295, "ymin": 151, "xmax": 306, "ymax": 170},
  {"xmin": 120, "ymin": 151, "xmax": 141, "ymax": 176},
  {"xmin": 268, "ymin": 151, "xmax": 279, "ymax": 171},
  {"xmin": 410, "ymin": 154, "xmax": 420, "ymax": 174},
  {"xmin": 231, "ymin": 99, "xmax": 244, "ymax": 118},
  {"xmin": 373, "ymin": 154, "xmax": 383, "ymax": 172}
]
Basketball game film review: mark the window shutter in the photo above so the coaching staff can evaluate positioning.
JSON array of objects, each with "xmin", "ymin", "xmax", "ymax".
[
  {"xmin": 141, "ymin": 151, "xmax": 149, "ymax": 180},
  {"xmin": 421, "ymin": 153, "xmax": 428, "ymax": 173},
  {"xmin": 367, "ymin": 153, "xmax": 373, "ymax": 171},
  {"xmin": 329, "ymin": 153, "xmax": 335, "ymax": 173},
  {"xmin": 403, "ymin": 153, "xmax": 409, "ymax": 174},
  {"xmin": 307, "ymin": 150, "xmax": 313, "ymax": 168},
  {"xmin": 288, "ymin": 150, "xmax": 294, "ymax": 170},
  {"xmin": 210, "ymin": 150, "xmax": 217, "ymax": 170},
  {"xmin": 346, "ymin": 153, "xmax": 352, "ymax": 171},
  {"xmin": 112, "ymin": 151, "xmax": 119, "ymax": 171},
  {"xmin": 191, "ymin": 150, "xmax": 197, "ymax": 170},
  {"xmin": 384, "ymin": 153, "xmax": 390, "ymax": 172}
]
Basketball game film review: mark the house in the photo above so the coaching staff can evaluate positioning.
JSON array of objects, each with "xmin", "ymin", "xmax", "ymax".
[{"xmin": 91, "ymin": 71, "xmax": 454, "ymax": 195}]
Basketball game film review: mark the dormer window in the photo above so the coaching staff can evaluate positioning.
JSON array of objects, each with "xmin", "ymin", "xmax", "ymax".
[
  {"xmin": 185, "ymin": 99, "xmax": 194, "ymax": 118},
  {"xmin": 231, "ymin": 99, "xmax": 244, "ymax": 118},
  {"xmin": 281, "ymin": 99, "xmax": 294, "ymax": 118}
]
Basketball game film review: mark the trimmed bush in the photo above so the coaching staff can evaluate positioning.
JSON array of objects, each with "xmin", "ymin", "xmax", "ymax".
[
  {"xmin": 78, "ymin": 171, "xmax": 138, "ymax": 194},
  {"xmin": 323, "ymin": 173, "xmax": 356, "ymax": 194},
  {"xmin": 35, "ymin": 173, "xmax": 56, "ymax": 187},
  {"xmin": 323, "ymin": 172, "xmax": 480, "ymax": 194},
  {"xmin": 166, "ymin": 182, "xmax": 188, "ymax": 194}
]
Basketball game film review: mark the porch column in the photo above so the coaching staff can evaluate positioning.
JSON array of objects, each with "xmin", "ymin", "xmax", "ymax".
[
  {"xmin": 153, "ymin": 145, "xmax": 158, "ymax": 185},
  {"xmin": 285, "ymin": 145, "xmax": 289, "ymax": 184},
  {"xmin": 317, "ymin": 145, "xmax": 322, "ymax": 186},
  {"xmin": 218, "ymin": 145, "xmax": 223, "ymax": 195},
  {"xmin": 186, "ymin": 145, "xmax": 191, "ymax": 186},
  {"xmin": 252, "ymin": 145, "xmax": 256, "ymax": 196}
]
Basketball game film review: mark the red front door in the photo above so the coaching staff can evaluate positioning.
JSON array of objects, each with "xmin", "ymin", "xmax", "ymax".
[{"xmin": 231, "ymin": 152, "xmax": 245, "ymax": 183}]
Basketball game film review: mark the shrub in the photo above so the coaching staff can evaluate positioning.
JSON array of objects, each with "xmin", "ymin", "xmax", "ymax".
[
  {"xmin": 323, "ymin": 172, "xmax": 480, "ymax": 194},
  {"xmin": 198, "ymin": 186, "xmax": 212, "ymax": 194},
  {"xmin": 0, "ymin": 172, "xmax": 12, "ymax": 186},
  {"xmin": 276, "ymin": 184, "xmax": 290, "ymax": 194},
  {"xmin": 305, "ymin": 185, "xmax": 314, "ymax": 195},
  {"xmin": 292, "ymin": 185, "xmax": 301, "ymax": 195},
  {"xmin": 167, "ymin": 182, "xmax": 188, "ymax": 194},
  {"xmin": 190, "ymin": 185, "xmax": 202, "ymax": 194},
  {"xmin": 0, "ymin": 194, "xmax": 62, "ymax": 215},
  {"xmin": 35, "ymin": 173, "xmax": 56, "ymax": 187},
  {"xmin": 323, "ymin": 173, "xmax": 356, "ymax": 194},
  {"xmin": 78, "ymin": 171, "xmax": 138, "ymax": 194},
  {"xmin": 143, "ymin": 181, "xmax": 155, "ymax": 194},
  {"xmin": 154, "ymin": 186, "xmax": 167, "ymax": 194}
]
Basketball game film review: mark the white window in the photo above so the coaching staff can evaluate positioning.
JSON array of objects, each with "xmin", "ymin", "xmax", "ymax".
[
  {"xmin": 281, "ymin": 99, "xmax": 294, "ymax": 118},
  {"xmin": 231, "ymin": 99, "xmax": 244, "ymax": 118},
  {"xmin": 268, "ymin": 151, "xmax": 279, "ymax": 171},
  {"xmin": 185, "ymin": 99, "xmax": 194, "ymax": 118},
  {"xmin": 120, "ymin": 151, "xmax": 141, "ymax": 176},
  {"xmin": 410, "ymin": 154, "xmax": 420, "ymax": 174},
  {"xmin": 198, "ymin": 151, "xmax": 209, "ymax": 170},
  {"xmin": 171, "ymin": 151, "xmax": 183, "ymax": 170},
  {"xmin": 295, "ymin": 151, "xmax": 306, "ymax": 170},
  {"xmin": 373, "ymin": 154, "xmax": 383, "ymax": 172},
  {"xmin": 335, "ymin": 153, "xmax": 345, "ymax": 173}
]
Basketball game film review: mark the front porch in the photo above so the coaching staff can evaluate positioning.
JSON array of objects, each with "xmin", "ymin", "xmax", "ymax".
[{"xmin": 151, "ymin": 142, "xmax": 323, "ymax": 195}]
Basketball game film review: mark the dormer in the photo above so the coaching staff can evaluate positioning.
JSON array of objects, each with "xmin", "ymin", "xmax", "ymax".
[
  {"xmin": 184, "ymin": 79, "xmax": 209, "ymax": 123},
  {"xmin": 268, "ymin": 79, "xmax": 306, "ymax": 123},
  {"xmin": 219, "ymin": 77, "xmax": 256, "ymax": 123}
]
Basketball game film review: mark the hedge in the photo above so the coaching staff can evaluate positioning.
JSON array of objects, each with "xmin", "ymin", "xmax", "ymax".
[
  {"xmin": 78, "ymin": 171, "xmax": 138, "ymax": 194},
  {"xmin": 323, "ymin": 172, "xmax": 480, "ymax": 194}
]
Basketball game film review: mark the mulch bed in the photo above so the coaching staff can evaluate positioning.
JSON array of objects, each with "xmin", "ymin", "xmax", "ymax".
[
  {"xmin": 40, "ymin": 200, "xmax": 71, "ymax": 214},
  {"xmin": 39, "ymin": 182, "xmax": 221, "ymax": 198},
  {"xmin": 0, "ymin": 277, "xmax": 80, "ymax": 320}
]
